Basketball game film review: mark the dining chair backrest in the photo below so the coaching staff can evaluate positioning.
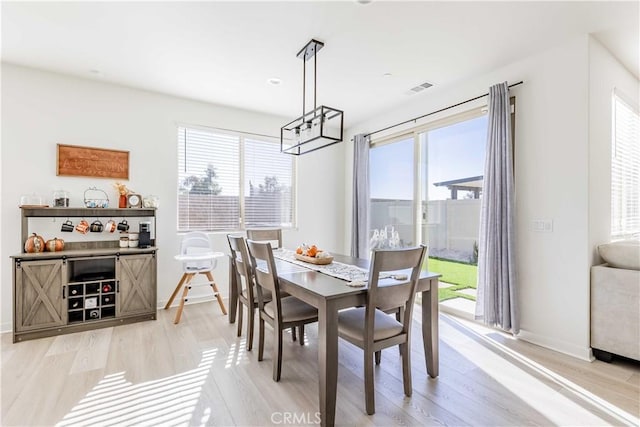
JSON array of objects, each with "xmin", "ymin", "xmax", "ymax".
[
  {"xmin": 246, "ymin": 239, "xmax": 282, "ymax": 313},
  {"xmin": 180, "ymin": 231, "xmax": 217, "ymax": 272},
  {"xmin": 367, "ymin": 245, "xmax": 427, "ymax": 334},
  {"xmin": 246, "ymin": 228, "xmax": 282, "ymax": 249},
  {"xmin": 227, "ymin": 234, "xmax": 254, "ymax": 301}
]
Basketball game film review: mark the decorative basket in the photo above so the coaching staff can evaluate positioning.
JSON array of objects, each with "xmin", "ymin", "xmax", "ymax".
[
  {"xmin": 294, "ymin": 253, "xmax": 334, "ymax": 265},
  {"xmin": 84, "ymin": 187, "xmax": 109, "ymax": 208}
]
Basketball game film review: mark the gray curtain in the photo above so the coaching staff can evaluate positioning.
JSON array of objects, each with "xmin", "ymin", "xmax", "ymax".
[
  {"xmin": 351, "ymin": 134, "xmax": 370, "ymax": 258},
  {"xmin": 475, "ymin": 82, "xmax": 519, "ymax": 334}
]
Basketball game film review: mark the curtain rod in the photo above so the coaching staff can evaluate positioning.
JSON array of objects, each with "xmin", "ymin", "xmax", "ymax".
[{"xmin": 353, "ymin": 81, "xmax": 523, "ymax": 141}]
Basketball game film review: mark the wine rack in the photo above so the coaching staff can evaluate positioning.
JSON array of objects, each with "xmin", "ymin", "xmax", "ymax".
[{"xmin": 67, "ymin": 278, "xmax": 117, "ymax": 323}]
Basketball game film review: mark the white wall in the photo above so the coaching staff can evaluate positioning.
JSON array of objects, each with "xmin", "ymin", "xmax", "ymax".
[
  {"xmin": 4, "ymin": 36, "xmax": 636, "ymax": 359},
  {"xmin": 345, "ymin": 36, "xmax": 606, "ymax": 360},
  {"xmin": 588, "ymin": 37, "xmax": 640, "ymax": 265},
  {"xmin": 0, "ymin": 63, "xmax": 345, "ymax": 331}
]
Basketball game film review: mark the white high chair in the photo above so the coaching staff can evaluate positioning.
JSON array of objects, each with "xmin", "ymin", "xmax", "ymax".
[{"xmin": 165, "ymin": 232, "xmax": 227, "ymax": 324}]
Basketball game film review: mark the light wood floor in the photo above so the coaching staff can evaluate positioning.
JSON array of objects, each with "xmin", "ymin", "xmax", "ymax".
[{"xmin": 2, "ymin": 301, "xmax": 639, "ymax": 426}]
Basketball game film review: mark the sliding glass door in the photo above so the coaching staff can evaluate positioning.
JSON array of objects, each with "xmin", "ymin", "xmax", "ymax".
[
  {"xmin": 422, "ymin": 114, "xmax": 487, "ymax": 263},
  {"xmin": 369, "ymin": 109, "xmax": 488, "ymax": 311},
  {"xmin": 421, "ymin": 114, "xmax": 486, "ymax": 310},
  {"xmin": 369, "ymin": 136, "xmax": 416, "ymax": 249}
]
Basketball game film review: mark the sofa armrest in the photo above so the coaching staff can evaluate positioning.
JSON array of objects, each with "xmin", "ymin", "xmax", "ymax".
[{"xmin": 591, "ymin": 265, "xmax": 640, "ymax": 361}]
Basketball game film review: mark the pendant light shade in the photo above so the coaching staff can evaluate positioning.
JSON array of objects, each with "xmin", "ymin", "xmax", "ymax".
[{"xmin": 280, "ymin": 39, "xmax": 344, "ymax": 156}]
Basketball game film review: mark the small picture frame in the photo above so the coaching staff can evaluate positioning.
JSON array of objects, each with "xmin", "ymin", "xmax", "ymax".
[{"xmin": 126, "ymin": 193, "xmax": 142, "ymax": 208}]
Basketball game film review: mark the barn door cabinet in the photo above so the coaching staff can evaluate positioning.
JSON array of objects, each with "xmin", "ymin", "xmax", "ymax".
[
  {"xmin": 12, "ymin": 207, "xmax": 158, "ymax": 342},
  {"xmin": 116, "ymin": 253, "xmax": 156, "ymax": 316},
  {"xmin": 14, "ymin": 258, "xmax": 66, "ymax": 333}
]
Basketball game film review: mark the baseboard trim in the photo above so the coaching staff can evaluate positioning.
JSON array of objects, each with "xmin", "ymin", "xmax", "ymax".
[
  {"xmin": 517, "ymin": 329, "xmax": 594, "ymax": 362},
  {"xmin": 1, "ymin": 322, "xmax": 11, "ymax": 334}
]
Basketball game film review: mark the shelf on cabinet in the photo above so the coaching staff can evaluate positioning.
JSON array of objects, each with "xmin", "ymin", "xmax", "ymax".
[{"xmin": 20, "ymin": 207, "xmax": 156, "ymax": 218}]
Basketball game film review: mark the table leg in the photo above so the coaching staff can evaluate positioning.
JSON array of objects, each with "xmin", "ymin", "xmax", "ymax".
[
  {"xmin": 422, "ymin": 278, "xmax": 439, "ymax": 378},
  {"xmin": 318, "ymin": 300, "xmax": 338, "ymax": 427},
  {"xmin": 228, "ymin": 256, "xmax": 238, "ymax": 324}
]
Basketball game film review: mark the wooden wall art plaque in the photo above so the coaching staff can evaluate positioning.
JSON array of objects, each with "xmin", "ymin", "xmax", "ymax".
[{"xmin": 57, "ymin": 144, "xmax": 129, "ymax": 179}]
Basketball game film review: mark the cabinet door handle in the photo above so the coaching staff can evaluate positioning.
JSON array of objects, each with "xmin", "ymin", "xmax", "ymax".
[
  {"xmin": 62, "ymin": 285, "xmax": 66, "ymax": 299},
  {"xmin": 116, "ymin": 281, "xmax": 120, "ymax": 293}
]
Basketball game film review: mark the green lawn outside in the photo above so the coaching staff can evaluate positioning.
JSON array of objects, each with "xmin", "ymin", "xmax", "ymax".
[{"xmin": 427, "ymin": 257, "xmax": 478, "ymax": 302}]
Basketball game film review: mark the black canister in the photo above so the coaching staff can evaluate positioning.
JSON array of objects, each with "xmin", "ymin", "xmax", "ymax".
[{"xmin": 53, "ymin": 190, "xmax": 69, "ymax": 207}]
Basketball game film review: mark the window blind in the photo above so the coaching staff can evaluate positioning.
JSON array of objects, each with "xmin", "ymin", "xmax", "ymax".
[
  {"xmin": 611, "ymin": 92, "xmax": 640, "ymax": 238},
  {"xmin": 244, "ymin": 138, "xmax": 295, "ymax": 228},
  {"xmin": 177, "ymin": 126, "xmax": 295, "ymax": 232}
]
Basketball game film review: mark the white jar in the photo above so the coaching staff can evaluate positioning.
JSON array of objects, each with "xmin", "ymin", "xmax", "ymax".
[
  {"xmin": 119, "ymin": 237, "xmax": 129, "ymax": 248},
  {"xmin": 128, "ymin": 239, "xmax": 139, "ymax": 248},
  {"xmin": 143, "ymin": 195, "xmax": 159, "ymax": 208}
]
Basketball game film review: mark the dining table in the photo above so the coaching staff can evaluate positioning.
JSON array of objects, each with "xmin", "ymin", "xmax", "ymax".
[{"xmin": 228, "ymin": 250, "xmax": 440, "ymax": 427}]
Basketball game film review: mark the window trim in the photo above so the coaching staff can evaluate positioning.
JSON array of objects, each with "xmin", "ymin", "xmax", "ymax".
[
  {"xmin": 611, "ymin": 88, "xmax": 640, "ymax": 239},
  {"xmin": 370, "ymin": 106, "xmax": 486, "ymax": 148},
  {"xmin": 177, "ymin": 124, "xmax": 297, "ymax": 232},
  {"xmin": 370, "ymin": 106, "xmax": 489, "ymax": 246},
  {"xmin": 368, "ymin": 99, "xmax": 516, "ymax": 246}
]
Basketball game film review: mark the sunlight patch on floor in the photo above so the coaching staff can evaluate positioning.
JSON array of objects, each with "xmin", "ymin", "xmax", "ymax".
[
  {"xmin": 56, "ymin": 348, "xmax": 218, "ymax": 426},
  {"xmin": 225, "ymin": 339, "xmax": 249, "ymax": 368},
  {"xmin": 443, "ymin": 316, "xmax": 638, "ymax": 426}
]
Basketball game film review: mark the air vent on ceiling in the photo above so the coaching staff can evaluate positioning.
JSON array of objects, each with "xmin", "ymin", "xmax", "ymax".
[{"xmin": 406, "ymin": 81, "xmax": 433, "ymax": 95}]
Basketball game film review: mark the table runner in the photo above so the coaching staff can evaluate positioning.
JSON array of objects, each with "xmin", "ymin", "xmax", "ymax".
[{"xmin": 273, "ymin": 249, "xmax": 373, "ymax": 282}]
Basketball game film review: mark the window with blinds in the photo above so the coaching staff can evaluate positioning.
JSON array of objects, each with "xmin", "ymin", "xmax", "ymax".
[
  {"xmin": 611, "ymin": 91, "xmax": 640, "ymax": 238},
  {"xmin": 177, "ymin": 126, "xmax": 295, "ymax": 232}
]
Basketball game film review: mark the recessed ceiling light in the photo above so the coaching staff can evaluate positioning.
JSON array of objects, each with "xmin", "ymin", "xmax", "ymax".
[
  {"xmin": 89, "ymin": 69, "xmax": 103, "ymax": 77},
  {"xmin": 383, "ymin": 72, "xmax": 393, "ymax": 78},
  {"xmin": 357, "ymin": 0, "xmax": 373, "ymax": 4},
  {"xmin": 267, "ymin": 77, "xmax": 282, "ymax": 85}
]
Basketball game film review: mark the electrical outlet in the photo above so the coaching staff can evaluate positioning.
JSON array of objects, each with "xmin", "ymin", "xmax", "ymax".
[{"xmin": 533, "ymin": 219, "xmax": 553, "ymax": 232}]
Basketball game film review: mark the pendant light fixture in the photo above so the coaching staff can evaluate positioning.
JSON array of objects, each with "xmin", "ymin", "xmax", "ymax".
[{"xmin": 280, "ymin": 39, "xmax": 344, "ymax": 155}]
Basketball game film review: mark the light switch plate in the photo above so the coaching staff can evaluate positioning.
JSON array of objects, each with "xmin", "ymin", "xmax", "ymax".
[{"xmin": 533, "ymin": 219, "xmax": 553, "ymax": 232}]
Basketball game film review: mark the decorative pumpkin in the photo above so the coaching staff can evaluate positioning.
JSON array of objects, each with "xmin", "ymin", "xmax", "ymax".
[
  {"xmin": 45, "ymin": 237, "xmax": 65, "ymax": 252},
  {"xmin": 24, "ymin": 233, "xmax": 45, "ymax": 253},
  {"xmin": 307, "ymin": 245, "xmax": 319, "ymax": 257}
]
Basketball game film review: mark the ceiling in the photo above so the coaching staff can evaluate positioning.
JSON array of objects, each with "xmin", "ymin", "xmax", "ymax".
[{"xmin": 2, "ymin": 1, "xmax": 638, "ymax": 126}]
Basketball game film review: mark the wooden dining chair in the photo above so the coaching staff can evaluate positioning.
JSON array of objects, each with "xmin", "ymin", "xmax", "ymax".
[
  {"xmin": 227, "ymin": 234, "xmax": 272, "ymax": 351},
  {"xmin": 246, "ymin": 239, "xmax": 318, "ymax": 382},
  {"xmin": 245, "ymin": 227, "xmax": 300, "ymax": 342},
  {"xmin": 246, "ymin": 228, "xmax": 282, "ymax": 249},
  {"xmin": 337, "ymin": 245, "xmax": 427, "ymax": 415}
]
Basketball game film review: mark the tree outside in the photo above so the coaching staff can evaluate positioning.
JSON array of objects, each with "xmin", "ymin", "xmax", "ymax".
[
  {"xmin": 250, "ymin": 175, "xmax": 282, "ymax": 195},
  {"xmin": 180, "ymin": 163, "xmax": 222, "ymax": 195}
]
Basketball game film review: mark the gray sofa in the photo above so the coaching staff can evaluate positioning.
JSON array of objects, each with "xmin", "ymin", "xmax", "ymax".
[{"xmin": 590, "ymin": 240, "xmax": 640, "ymax": 362}]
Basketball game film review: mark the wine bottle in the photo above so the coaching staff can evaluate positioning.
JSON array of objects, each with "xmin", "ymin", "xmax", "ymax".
[{"xmin": 102, "ymin": 284, "xmax": 112, "ymax": 293}]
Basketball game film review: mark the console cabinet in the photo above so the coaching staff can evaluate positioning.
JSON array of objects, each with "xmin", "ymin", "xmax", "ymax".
[{"xmin": 12, "ymin": 207, "xmax": 158, "ymax": 342}]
